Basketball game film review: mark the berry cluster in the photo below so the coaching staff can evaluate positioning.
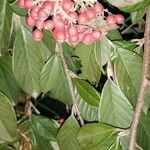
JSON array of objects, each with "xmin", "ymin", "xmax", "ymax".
[{"xmin": 18, "ymin": 0, "xmax": 125, "ymax": 45}]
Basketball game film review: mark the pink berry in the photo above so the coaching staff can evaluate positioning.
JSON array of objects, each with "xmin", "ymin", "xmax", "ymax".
[
  {"xmin": 54, "ymin": 18, "xmax": 65, "ymax": 30},
  {"xmin": 24, "ymin": 0, "xmax": 35, "ymax": 9},
  {"xmin": 68, "ymin": 25, "xmax": 77, "ymax": 36},
  {"xmin": 43, "ymin": 1, "xmax": 55, "ymax": 13},
  {"xmin": 54, "ymin": 29, "xmax": 66, "ymax": 42},
  {"xmin": 38, "ymin": 7, "xmax": 49, "ymax": 20},
  {"xmin": 93, "ymin": 3, "xmax": 104, "ymax": 13},
  {"xmin": 32, "ymin": 29, "xmax": 43, "ymax": 40},
  {"xmin": 78, "ymin": 12, "xmax": 88, "ymax": 24},
  {"xmin": 30, "ymin": 5, "xmax": 40, "ymax": 19},
  {"xmin": 92, "ymin": 30, "xmax": 101, "ymax": 40},
  {"xmin": 78, "ymin": 32, "xmax": 84, "ymax": 41},
  {"xmin": 44, "ymin": 20, "xmax": 54, "ymax": 30},
  {"xmin": 68, "ymin": 12, "xmax": 78, "ymax": 22},
  {"xmin": 35, "ymin": 19, "xmax": 44, "ymax": 29},
  {"xmin": 69, "ymin": 34, "xmax": 79, "ymax": 43},
  {"xmin": 115, "ymin": 14, "xmax": 125, "ymax": 24},
  {"xmin": 18, "ymin": 0, "xmax": 25, "ymax": 8},
  {"xmin": 86, "ymin": 7, "xmax": 96, "ymax": 20},
  {"xmin": 61, "ymin": 0, "xmax": 74, "ymax": 12},
  {"xmin": 106, "ymin": 15, "xmax": 116, "ymax": 26},
  {"xmin": 83, "ymin": 33, "xmax": 93, "ymax": 44},
  {"xmin": 26, "ymin": 16, "xmax": 35, "ymax": 26}
]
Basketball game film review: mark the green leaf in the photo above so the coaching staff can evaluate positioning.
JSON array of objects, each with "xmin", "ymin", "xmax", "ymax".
[
  {"xmin": 29, "ymin": 115, "xmax": 59, "ymax": 150},
  {"xmin": 77, "ymin": 123, "xmax": 118, "ymax": 150},
  {"xmin": 99, "ymin": 79, "xmax": 134, "ymax": 128},
  {"xmin": 10, "ymin": 1, "xmax": 28, "ymax": 16},
  {"xmin": 107, "ymin": 30, "xmax": 122, "ymax": 41},
  {"xmin": 13, "ymin": 26, "xmax": 51, "ymax": 98},
  {"xmin": 57, "ymin": 116, "xmax": 81, "ymax": 150},
  {"xmin": 94, "ymin": 36, "xmax": 114, "ymax": 67},
  {"xmin": 137, "ymin": 112, "xmax": 150, "ymax": 150},
  {"xmin": 74, "ymin": 78, "xmax": 100, "ymax": 107},
  {"xmin": 130, "ymin": 9, "xmax": 146, "ymax": 23},
  {"xmin": 0, "ymin": 56, "xmax": 20, "ymax": 104},
  {"xmin": 29, "ymin": 115, "xmax": 58, "ymax": 141},
  {"xmin": 0, "ymin": 0, "xmax": 13, "ymax": 54},
  {"xmin": 40, "ymin": 54, "xmax": 71, "ymax": 104},
  {"xmin": 42, "ymin": 30, "xmax": 56, "ymax": 53},
  {"xmin": 0, "ymin": 92, "xmax": 17, "ymax": 142},
  {"xmin": 114, "ymin": 48, "xmax": 150, "ymax": 112},
  {"xmin": 75, "ymin": 42, "xmax": 101, "ymax": 84}
]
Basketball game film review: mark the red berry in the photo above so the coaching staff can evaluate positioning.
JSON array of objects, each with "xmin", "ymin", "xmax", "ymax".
[
  {"xmin": 53, "ymin": 29, "xmax": 66, "ymax": 42},
  {"xmin": 44, "ymin": 20, "xmax": 54, "ymax": 30},
  {"xmin": 86, "ymin": 7, "xmax": 96, "ymax": 20},
  {"xmin": 61, "ymin": 0, "xmax": 74, "ymax": 12},
  {"xmin": 32, "ymin": 29, "xmax": 43, "ymax": 40},
  {"xmin": 78, "ymin": 12, "xmax": 88, "ymax": 24},
  {"xmin": 24, "ymin": 0, "xmax": 35, "ymax": 9},
  {"xmin": 83, "ymin": 33, "xmax": 93, "ymax": 44},
  {"xmin": 106, "ymin": 15, "xmax": 116, "ymax": 26},
  {"xmin": 18, "ymin": 0, "xmax": 25, "ymax": 8},
  {"xmin": 115, "ymin": 14, "xmax": 125, "ymax": 24},
  {"xmin": 26, "ymin": 16, "xmax": 35, "ymax": 26},
  {"xmin": 30, "ymin": 5, "xmax": 40, "ymax": 20},
  {"xmin": 93, "ymin": 3, "xmax": 104, "ymax": 13},
  {"xmin": 68, "ymin": 25, "xmax": 77, "ymax": 36},
  {"xmin": 78, "ymin": 32, "xmax": 84, "ymax": 41},
  {"xmin": 68, "ymin": 12, "xmax": 78, "ymax": 22},
  {"xmin": 92, "ymin": 30, "xmax": 101, "ymax": 40},
  {"xmin": 38, "ymin": 7, "xmax": 49, "ymax": 20},
  {"xmin": 43, "ymin": 1, "xmax": 55, "ymax": 13}
]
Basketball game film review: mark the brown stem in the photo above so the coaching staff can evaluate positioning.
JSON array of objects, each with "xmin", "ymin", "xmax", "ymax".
[
  {"xmin": 128, "ymin": 7, "xmax": 150, "ymax": 150},
  {"xmin": 56, "ymin": 42, "xmax": 84, "ymax": 125}
]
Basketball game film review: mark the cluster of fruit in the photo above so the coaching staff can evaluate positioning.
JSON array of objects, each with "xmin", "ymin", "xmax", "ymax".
[{"xmin": 18, "ymin": 0, "xmax": 125, "ymax": 45}]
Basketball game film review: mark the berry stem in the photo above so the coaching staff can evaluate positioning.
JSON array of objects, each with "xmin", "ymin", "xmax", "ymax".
[
  {"xmin": 56, "ymin": 42, "xmax": 84, "ymax": 125},
  {"xmin": 128, "ymin": 6, "xmax": 150, "ymax": 150}
]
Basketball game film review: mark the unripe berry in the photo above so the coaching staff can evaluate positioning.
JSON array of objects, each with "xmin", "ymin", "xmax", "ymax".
[
  {"xmin": 24, "ymin": 0, "xmax": 35, "ymax": 9},
  {"xmin": 43, "ymin": 1, "xmax": 55, "ymax": 13},
  {"xmin": 38, "ymin": 7, "xmax": 49, "ymax": 20},
  {"xmin": 83, "ymin": 33, "xmax": 93, "ymax": 44},
  {"xmin": 54, "ymin": 29, "xmax": 66, "ymax": 42},
  {"xmin": 78, "ymin": 12, "xmax": 88, "ymax": 24},
  {"xmin": 68, "ymin": 25, "xmax": 77, "ymax": 36},
  {"xmin": 26, "ymin": 16, "xmax": 35, "ymax": 26},
  {"xmin": 106, "ymin": 15, "xmax": 116, "ymax": 26},
  {"xmin": 92, "ymin": 30, "xmax": 101, "ymax": 40},
  {"xmin": 18, "ymin": 0, "xmax": 25, "ymax": 8},
  {"xmin": 115, "ymin": 14, "xmax": 125, "ymax": 24},
  {"xmin": 32, "ymin": 29, "xmax": 43, "ymax": 40},
  {"xmin": 35, "ymin": 19, "xmax": 44, "ymax": 29},
  {"xmin": 44, "ymin": 20, "xmax": 54, "ymax": 30},
  {"xmin": 93, "ymin": 3, "xmax": 104, "ymax": 13},
  {"xmin": 86, "ymin": 7, "xmax": 96, "ymax": 20},
  {"xmin": 61, "ymin": 0, "xmax": 74, "ymax": 12},
  {"xmin": 69, "ymin": 34, "xmax": 79, "ymax": 43}
]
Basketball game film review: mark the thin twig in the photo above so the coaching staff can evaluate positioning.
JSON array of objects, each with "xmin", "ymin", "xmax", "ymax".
[
  {"xmin": 128, "ymin": 6, "xmax": 150, "ymax": 150},
  {"xmin": 56, "ymin": 42, "xmax": 84, "ymax": 125}
]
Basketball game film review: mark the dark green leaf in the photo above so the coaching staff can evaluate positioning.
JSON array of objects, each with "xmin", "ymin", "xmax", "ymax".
[
  {"xmin": 77, "ymin": 123, "xmax": 118, "ymax": 150},
  {"xmin": 74, "ymin": 78, "xmax": 100, "ymax": 107},
  {"xmin": 99, "ymin": 79, "xmax": 134, "ymax": 128},
  {"xmin": 57, "ymin": 116, "xmax": 81, "ymax": 150}
]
